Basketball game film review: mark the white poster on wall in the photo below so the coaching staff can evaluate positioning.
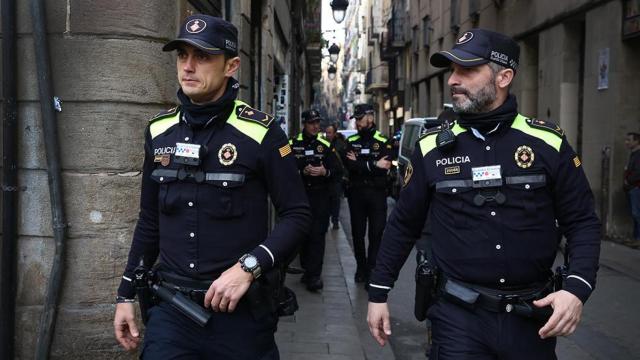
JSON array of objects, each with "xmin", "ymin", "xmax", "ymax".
[
  {"xmin": 597, "ymin": 48, "xmax": 609, "ymax": 90},
  {"xmin": 275, "ymin": 74, "xmax": 289, "ymax": 135}
]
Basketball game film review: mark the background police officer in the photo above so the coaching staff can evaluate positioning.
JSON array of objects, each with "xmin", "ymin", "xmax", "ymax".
[
  {"xmin": 113, "ymin": 15, "xmax": 311, "ymax": 359},
  {"xmin": 344, "ymin": 104, "xmax": 393, "ymax": 285},
  {"xmin": 367, "ymin": 29, "xmax": 600, "ymax": 359},
  {"xmin": 290, "ymin": 109, "xmax": 338, "ymax": 291}
]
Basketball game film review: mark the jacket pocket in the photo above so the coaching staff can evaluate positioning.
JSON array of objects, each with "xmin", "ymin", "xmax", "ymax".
[{"xmin": 201, "ymin": 172, "xmax": 246, "ymax": 219}]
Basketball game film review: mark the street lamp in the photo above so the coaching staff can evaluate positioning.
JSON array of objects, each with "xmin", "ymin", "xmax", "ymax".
[
  {"xmin": 328, "ymin": 64, "xmax": 337, "ymax": 80},
  {"xmin": 330, "ymin": 0, "xmax": 349, "ymax": 24},
  {"xmin": 328, "ymin": 43, "xmax": 340, "ymax": 63}
]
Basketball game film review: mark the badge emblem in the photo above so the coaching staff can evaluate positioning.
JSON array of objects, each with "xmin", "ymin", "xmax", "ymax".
[
  {"xmin": 457, "ymin": 31, "xmax": 474, "ymax": 44},
  {"xmin": 515, "ymin": 146, "xmax": 535, "ymax": 168},
  {"xmin": 186, "ymin": 19, "xmax": 206, "ymax": 34},
  {"xmin": 373, "ymin": 142, "xmax": 380, "ymax": 151},
  {"xmin": 218, "ymin": 143, "xmax": 237, "ymax": 166},
  {"xmin": 316, "ymin": 145, "xmax": 324, "ymax": 153},
  {"xmin": 444, "ymin": 166, "xmax": 460, "ymax": 175},
  {"xmin": 403, "ymin": 163, "xmax": 414, "ymax": 187},
  {"xmin": 160, "ymin": 154, "xmax": 171, "ymax": 167}
]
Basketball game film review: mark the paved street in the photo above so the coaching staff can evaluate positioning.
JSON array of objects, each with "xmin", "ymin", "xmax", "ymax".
[{"xmin": 278, "ymin": 198, "xmax": 640, "ymax": 359}]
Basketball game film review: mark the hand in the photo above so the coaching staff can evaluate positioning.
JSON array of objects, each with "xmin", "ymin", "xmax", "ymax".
[
  {"xmin": 307, "ymin": 165, "xmax": 327, "ymax": 177},
  {"xmin": 367, "ymin": 302, "xmax": 392, "ymax": 346},
  {"xmin": 534, "ymin": 290, "xmax": 583, "ymax": 338},
  {"xmin": 346, "ymin": 151, "xmax": 357, "ymax": 161},
  {"xmin": 376, "ymin": 156, "xmax": 392, "ymax": 170},
  {"xmin": 204, "ymin": 262, "xmax": 253, "ymax": 312},
  {"xmin": 114, "ymin": 302, "xmax": 141, "ymax": 351},
  {"xmin": 303, "ymin": 165, "xmax": 312, "ymax": 175}
]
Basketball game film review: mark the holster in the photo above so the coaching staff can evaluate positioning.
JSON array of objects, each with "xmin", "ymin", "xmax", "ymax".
[{"xmin": 414, "ymin": 251, "xmax": 438, "ymax": 321}]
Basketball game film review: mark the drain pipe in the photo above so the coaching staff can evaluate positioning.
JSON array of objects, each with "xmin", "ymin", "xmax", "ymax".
[
  {"xmin": 30, "ymin": 0, "xmax": 69, "ymax": 358},
  {"xmin": 1, "ymin": 0, "xmax": 18, "ymax": 358}
]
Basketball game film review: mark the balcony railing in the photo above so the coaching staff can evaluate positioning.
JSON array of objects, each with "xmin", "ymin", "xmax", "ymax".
[{"xmin": 365, "ymin": 64, "xmax": 389, "ymax": 93}]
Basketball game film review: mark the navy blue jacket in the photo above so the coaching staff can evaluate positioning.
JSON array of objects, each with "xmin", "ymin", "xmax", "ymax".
[
  {"xmin": 344, "ymin": 126, "xmax": 393, "ymax": 188},
  {"xmin": 290, "ymin": 131, "xmax": 339, "ymax": 189},
  {"xmin": 118, "ymin": 100, "xmax": 311, "ymax": 298},
  {"xmin": 369, "ymin": 114, "xmax": 600, "ymax": 304}
]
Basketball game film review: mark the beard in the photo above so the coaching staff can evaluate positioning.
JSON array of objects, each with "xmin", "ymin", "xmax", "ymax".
[{"xmin": 451, "ymin": 77, "xmax": 497, "ymax": 114}]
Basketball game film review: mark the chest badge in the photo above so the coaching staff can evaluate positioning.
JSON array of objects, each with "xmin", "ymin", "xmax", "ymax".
[
  {"xmin": 316, "ymin": 144, "xmax": 324, "ymax": 153},
  {"xmin": 515, "ymin": 145, "xmax": 534, "ymax": 168},
  {"xmin": 372, "ymin": 142, "xmax": 380, "ymax": 151},
  {"xmin": 160, "ymin": 154, "xmax": 171, "ymax": 166},
  {"xmin": 218, "ymin": 143, "xmax": 238, "ymax": 166}
]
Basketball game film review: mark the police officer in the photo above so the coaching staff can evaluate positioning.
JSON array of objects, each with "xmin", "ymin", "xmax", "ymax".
[
  {"xmin": 344, "ymin": 104, "xmax": 393, "ymax": 285},
  {"xmin": 367, "ymin": 29, "xmax": 600, "ymax": 359},
  {"xmin": 289, "ymin": 110, "xmax": 338, "ymax": 291},
  {"xmin": 113, "ymin": 15, "xmax": 311, "ymax": 359}
]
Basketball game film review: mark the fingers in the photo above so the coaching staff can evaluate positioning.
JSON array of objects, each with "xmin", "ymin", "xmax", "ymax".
[
  {"xmin": 204, "ymin": 284, "xmax": 215, "ymax": 308},
  {"xmin": 367, "ymin": 316, "xmax": 386, "ymax": 346},
  {"xmin": 114, "ymin": 303, "xmax": 140, "ymax": 351}
]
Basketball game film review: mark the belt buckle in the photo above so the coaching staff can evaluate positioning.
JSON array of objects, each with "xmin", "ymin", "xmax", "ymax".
[{"xmin": 498, "ymin": 294, "xmax": 520, "ymax": 313}]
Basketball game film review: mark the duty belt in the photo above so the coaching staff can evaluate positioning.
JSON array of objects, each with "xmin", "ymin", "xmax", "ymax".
[
  {"xmin": 156, "ymin": 270, "xmax": 218, "ymax": 306},
  {"xmin": 439, "ymin": 275, "xmax": 554, "ymax": 321}
]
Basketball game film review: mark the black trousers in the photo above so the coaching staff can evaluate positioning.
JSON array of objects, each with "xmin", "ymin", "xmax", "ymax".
[
  {"xmin": 300, "ymin": 188, "xmax": 331, "ymax": 279},
  {"xmin": 347, "ymin": 186, "xmax": 387, "ymax": 272},
  {"xmin": 141, "ymin": 301, "xmax": 279, "ymax": 360},
  {"xmin": 329, "ymin": 181, "xmax": 343, "ymax": 224},
  {"xmin": 427, "ymin": 299, "xmax": 557, "ymax": 360}
]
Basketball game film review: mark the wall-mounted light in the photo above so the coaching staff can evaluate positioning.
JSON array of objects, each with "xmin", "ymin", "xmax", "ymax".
[
  {"xmin": 330, "ymin": 0, "xmax": 349, "ymax": 23},
  {"xmin": 328, "ymin": 43, "xmax": 341, "ymax": 63},
  {"xmin": 328, "ymin": 64, "xmax": 337, "ymax": 80}
]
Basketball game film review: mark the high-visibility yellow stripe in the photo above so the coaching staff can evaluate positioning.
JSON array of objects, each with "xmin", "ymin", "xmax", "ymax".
[
  {"xmin": 510, "ymin": 114, "xmax": 562, "ymax": 152},
  {"xmin": 150, "ymin": 112, "xmax": 180, "ymax": 139},
  {"xmin": 317, "ymin": 135, "xmax": 330, "ymax": 147},
  {"xmin": 419, "ymin": 123, "xmax": 467, "ymax": 156},
  {"xmin": 227, "ymin": 100, "xmax": 269, "ymax": 144}
]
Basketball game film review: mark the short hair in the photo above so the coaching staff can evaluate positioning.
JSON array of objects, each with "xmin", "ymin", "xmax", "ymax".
[
  {"xmin": 325, "ymin": 123, "xmax": 337, "ymax": 131},
  {"xmin": 628, "ymin": 132, "xmax": 640, "ymax": 141}
]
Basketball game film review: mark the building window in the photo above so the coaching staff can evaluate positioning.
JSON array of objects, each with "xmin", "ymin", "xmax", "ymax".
[
  {"xmin": 450, "ymin": 0, "xmax": 460, "ymax": 33},
  {"xmin": 623, "ymin": 0, "xmax": 640, "ymax": 39},
  {"xmin": 423, "ymin": 16, "xmax": 431, "ymax": 48},
  {"xmin": 413, "ymin": 25, "xmax": 419, "ymax": 53}
]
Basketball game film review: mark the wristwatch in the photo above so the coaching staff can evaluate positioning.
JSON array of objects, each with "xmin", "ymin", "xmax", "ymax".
[{"xmin": 239, "ymin": 254, "xmax": 262, "ymax": 279}]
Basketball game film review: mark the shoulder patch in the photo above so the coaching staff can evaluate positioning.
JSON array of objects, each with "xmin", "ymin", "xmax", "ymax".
[
  {"xmin": 149, "ymin": 106, "xmax": 179, "ymax": 123},
  {"xmin": 418, "ymin": 125, "xmax": 443, "ymax": 141},
  {"xmin": 526, "ymin": 118, "xmax": 564, "ymax": 137},
  {"xmin": 347, "ymin": 134, "xmax": 360, "ymax": 142},
  {"xmin": 237, "ymin": 105, "xmax": 274, "ymax": 128}
]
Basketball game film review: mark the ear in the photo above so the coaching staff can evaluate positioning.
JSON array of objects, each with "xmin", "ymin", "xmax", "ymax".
[
  {"xmin": 496, "ymin": 68, "xmax": 515, "ymax": 89},
  {"xmin": 224, "ymin": 56, "xmax": 241, "ymax": 77}
]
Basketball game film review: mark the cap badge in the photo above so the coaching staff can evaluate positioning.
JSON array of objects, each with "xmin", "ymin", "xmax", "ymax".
[
  {"xmin": 218, "ymin": 143, "xmax": 237, "ymax": 166},
  {"xmin": 186, "ymin": 19, "xmax": 206, "ymax": 34},
  {"xmin": 457, "ymin": 31, "xmax": 474, "ymax": 44},
  {"xmin": 515, "ymin": 145, "xmax": 534, "ymax": 169}
]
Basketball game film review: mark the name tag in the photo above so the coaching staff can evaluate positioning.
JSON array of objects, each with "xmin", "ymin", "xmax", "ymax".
[
  {"xmin": 305, "ymin": 150, "xmax": 314, "ymax": 156},
  {"xmin": 472, "ymin": 165, "xmax": 501, "ymax": 182},
  {"xmin": 175, "ymin": 142, "xmax": 201, "ymax": 159},
  {"xmin": 361, "ymin": 149, "xmax": 370, "ymax": 155}
]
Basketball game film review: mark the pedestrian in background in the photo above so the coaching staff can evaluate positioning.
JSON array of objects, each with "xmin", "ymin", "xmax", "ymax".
[
  {"xmin": 290, "ymin": 110, "xmax": 339, "ymax": 291},
  {"xmin": 367, "ymin": 28, "xmax": 600, "ymax": 359},
  {"xmin": 344, "ymin": 104, "xmax": 394, "ymax": 286},
  {"xmin": 113, "ymin": 15, "xmax": 310, "ymax": 359},
  {"xmin": 624, "ymin": 132, "xmax": 640, "ymax": 248},
  {"xmin": 325, "ymin": 123, "xmax": 347, "ymax": 230}
]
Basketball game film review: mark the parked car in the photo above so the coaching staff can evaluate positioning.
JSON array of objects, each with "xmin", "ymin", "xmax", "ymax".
[{"xmin": 390, "ymin": 117, "xmax": 444, "ymax": 199}]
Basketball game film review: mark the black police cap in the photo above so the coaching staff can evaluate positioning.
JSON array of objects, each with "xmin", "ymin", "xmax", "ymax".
[
  {"xmin": 430, "ymin": 29, "xmax": 520, "ymax": 71},
  {"xmin": 350, "ymin": 103, "xmax": 374, "ymax": 119},
  {"xmin": 301, "ymin": 109, "xmax": 321, "ymax": 123},
  {"xmin": 163, "ymin": 14, "xmax": 238, "ymax": 56}
]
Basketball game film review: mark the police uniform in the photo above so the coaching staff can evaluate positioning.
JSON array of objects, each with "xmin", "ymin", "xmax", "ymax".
[
  {"xmin": 344, "ymin": 104, "xmax": 394, "ymax": 283},
  {"xmin": 369, "ymin": 29, "xmax": 600, "ymax": 360},
  {"xmin": 289, "ymin": 110, "xmax": 339, "ymax": 291},
  {"xmin": 116, "ymin": 15, "xmax": 311, "ymax": 359}
]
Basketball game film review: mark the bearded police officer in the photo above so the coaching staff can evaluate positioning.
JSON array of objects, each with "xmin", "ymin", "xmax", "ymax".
[
  {"xmin": 289, "ymin": 109, "xmax": 339, "ymax": 291},
  {"xmin": 367, "ymin": 29, "xmax": 600, "ymax": 359},
  {"xmin": 344, "ymin": 104, "xmax": 394, "ymax": 286},
  {"xmin": 113, "ymin": 15, "xmax": 311, "ymax": 359}
]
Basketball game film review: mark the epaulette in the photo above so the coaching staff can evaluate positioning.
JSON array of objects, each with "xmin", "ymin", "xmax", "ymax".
[
  {"xmin": 526, "ymin": 118, "xmax": 564, "ymax": 137},
  {"xmin": 418, "ymin": 124, "xmax": 444, "ymax": 140},
  {"xmin": 236, "ymin": 105, "xmax": 274, "ymax": 128},
  {"xmin": 149, "ymin": 106, "xmax": 179, "ymax": 123}
]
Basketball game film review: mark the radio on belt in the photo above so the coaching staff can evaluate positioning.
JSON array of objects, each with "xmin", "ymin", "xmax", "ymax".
[{"xmin": 174, "ymin": 142, "xmax": 203, "ymax": 166}]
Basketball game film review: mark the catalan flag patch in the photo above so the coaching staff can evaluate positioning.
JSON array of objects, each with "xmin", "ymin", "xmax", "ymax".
[
  {"xmin": 573, "ymin": 156, "xmax": 581, "ymax": 168},
  {"xmin": 279, "ymin": 144, "xmax": 292, "ymax": 158}
]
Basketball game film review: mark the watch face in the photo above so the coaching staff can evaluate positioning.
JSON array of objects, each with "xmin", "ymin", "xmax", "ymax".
[{"xmin": 244, "ymin": 256, "xmax": 257, "ymax": 268}]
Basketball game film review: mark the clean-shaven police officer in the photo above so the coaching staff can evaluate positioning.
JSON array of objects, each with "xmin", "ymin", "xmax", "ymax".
[
  {"xmin": 113, "ymin": 15, "xmax": 311, "ymax": 359},
  {"xmin": 344, "ymin": 104, "xmax": 393, "ymax": 285},
  {"xmin": 367, "ymin": 29, "xmax": 600, "ymax": 359},
  {"xmin": 289, "ymin": 109, "xmax": 339, "ymax": 291}
]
